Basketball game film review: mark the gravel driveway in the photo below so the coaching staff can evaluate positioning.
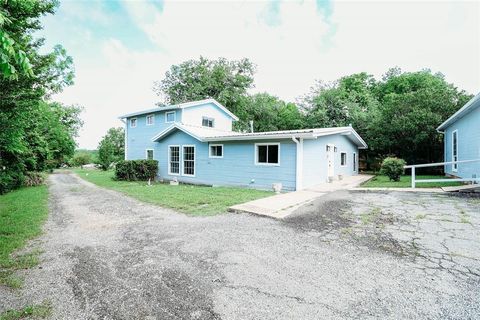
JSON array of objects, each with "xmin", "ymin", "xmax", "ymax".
[{"xmin": 1, "ymin": 172, "xmax": 479, "ymax": 319}]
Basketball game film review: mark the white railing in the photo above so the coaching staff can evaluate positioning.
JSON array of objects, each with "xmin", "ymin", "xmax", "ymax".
[{"xmin": 404, "ymin": 159, "xmax": 480, "ymax": 188}]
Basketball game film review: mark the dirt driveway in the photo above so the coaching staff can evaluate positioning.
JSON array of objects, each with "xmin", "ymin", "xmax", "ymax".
[{"xmin": 1, "ymin": 172, "xmax": 479, "ymax": 319}]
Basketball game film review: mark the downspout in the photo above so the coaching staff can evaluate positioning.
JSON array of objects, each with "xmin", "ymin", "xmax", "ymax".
[{"xmin": 292, "ymin": 136, "xmax": 303, "ymax": 191}]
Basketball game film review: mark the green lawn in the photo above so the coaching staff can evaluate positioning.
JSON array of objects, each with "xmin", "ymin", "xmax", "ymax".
[
  {"xmin": 0, "ymin": 185, "xmax": 49, "ymax": 288},
  {"xmin": 73, "ymin": 169, "xmax": 273, "ymax": 215},
  {"xmin": 362, "ymin": 175, "xmax": 463, "ymax": 188}
]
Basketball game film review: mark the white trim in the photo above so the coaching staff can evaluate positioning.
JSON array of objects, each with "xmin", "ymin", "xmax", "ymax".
[
  {"xmin": 340, "ymin": 152, "xmax": 347, "ymax": 167},
  {"xmin": 130, "ymin": 117, "xmax": 137, "ymax": 128},
  {"xmin": 165, "ymin": 111, "xmax": 176, "ymax": 123},
  {"xmin": 452, "ymin": 129, "xmax": 458, "ymax": 172},
  {"xmin": 119, "ymin": 98, "xmax": 239, "ymax": 121},
  {"xmin": 437, "ymin": 92, "xmax": 480, "ymax": 131},
  {"xmin": 145, "ymin": 148, "xmax": 154, "ymax": 160},
  {"xmin": 182, "ymin": 145, "xmax": 196, "ymax": 177},
  {"xmin": 151, "ymin": 123, "xmax": 204, "ymax": 142},
  {"xmin": 353, "ymin": 152, "xmax": 357, "ymax": 172},
  {"xmin": 209, "ymin": 144, "xmax": 224, "ymax": 158},
  {"xmin": 146, "ymin": 114, "xmax": 155, "ymax": 126},
  {"xmin": 254, "ymin": 143, "xmax": 281, "ymax": 166},
  {"xmin": 168, "ymin": 145, "xmax": 180, "ymax": 175}
]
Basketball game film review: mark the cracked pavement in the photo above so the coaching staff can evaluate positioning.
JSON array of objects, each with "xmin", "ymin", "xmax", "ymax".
[{"xmin": 0, "ymin": 172, "xmax": 479, "ymax": 319}]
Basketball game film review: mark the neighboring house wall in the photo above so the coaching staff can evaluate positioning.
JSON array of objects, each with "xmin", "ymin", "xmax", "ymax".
[
  {"xmin": 443, "ymin": 107, "xmax": 480, "ymax": 178},
  {"xmin": 126, "ymin": 109, "xmax": 182, "ymax": 160},
  {"xmin": 156, "ymin": 130, "xmax": 297, "ymax": 191},
  {"xmin": 302, "ymin": 135, "xmax": 359, "ymax": 189},
  {"xmin": 181, "ymin": 102, "xmax": 233, "ymax": 131}
]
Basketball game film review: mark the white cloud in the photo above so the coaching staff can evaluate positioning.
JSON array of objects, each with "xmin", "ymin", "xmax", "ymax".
[{"xmin": 49, "ymin": 0, "xmax": 479, "ymax": 149}]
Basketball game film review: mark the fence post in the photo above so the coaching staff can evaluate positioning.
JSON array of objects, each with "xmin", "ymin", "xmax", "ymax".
[{"xmin": 411, "ymin": 167, "xmax": 416, "ymax": 188}]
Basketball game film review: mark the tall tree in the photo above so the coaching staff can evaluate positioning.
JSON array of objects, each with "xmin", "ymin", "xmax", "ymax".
[
  {"xmin": 97, "ymin": 128, "xmax": 125, "ymax": 170},
  {"xmin": 154, "ymin": 56, "xmax": 255, "ymax": 116},
  {"xmin": 369, "ymin": 69, "xmax": 472, "ymax": 164},
  {"xmin": 0, "ymin": 0, "xmax": 78, "ymax": 193}
]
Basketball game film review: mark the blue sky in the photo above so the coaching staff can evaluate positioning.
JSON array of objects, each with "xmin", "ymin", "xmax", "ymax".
[{"xmin": 39, "ymin": 0, "xmax": 479, "ymax": 149}]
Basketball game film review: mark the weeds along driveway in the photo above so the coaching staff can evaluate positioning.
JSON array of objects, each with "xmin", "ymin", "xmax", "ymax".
[{"xmin": 1, "ymin": 172, "xmax": 479, "ymax": 319}]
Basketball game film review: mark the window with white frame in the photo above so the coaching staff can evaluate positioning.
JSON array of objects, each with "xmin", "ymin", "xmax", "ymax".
[
  {"xmin": 146, "ymin": 114, "xmax": 154, "ymax": 125},
  {"xmin": 340, "ymin": 152, "xmax": 347, "ymax": 166},
  {"xmin": 168, "ymin": 146, "xmax": 180, "ymax": 175},
  {"xmin": 353, "ymin": 153, "xmax": 357, "ymax": 172},
  {"xmin": 165, "ymin": 111, "xmax": 176, "ymax": 123},
  {"xmin": 452, "ymin": 130, "xmax": 458, "ymax": 172},
  {"xmin": 183, "ymin": 146, "xmax": 195, "ymax": 176},
  {"xmin": 146, "ymin": 149, "xmax": 154, "ymax": 160},
  {"xmin": 130, "ymin": 118, "xmax": 137, "ymax": 128},
  {"xmin": 209, "ymin": 144, "xmax": 223, "ymax": 158},
  {"xmin": 256, "ymin": 143, "xmax": 279, "ymax": 165},
  {"xmin": 202, "ymin": 117, "xmax": 215, "ymax": 128}
]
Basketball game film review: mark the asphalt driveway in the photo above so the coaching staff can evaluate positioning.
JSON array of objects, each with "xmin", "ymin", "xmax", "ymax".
[{"xmin": 1, "ymin": 172, "xmax": 479, "ymax": 319}]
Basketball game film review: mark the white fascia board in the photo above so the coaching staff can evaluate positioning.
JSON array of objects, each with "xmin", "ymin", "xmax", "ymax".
[
  {"xmin": 204, "ymin": 132, "xmax": 316, "ymax": 142},
  {"xmin": 119, "ymin": 98, "xmax": 239, "ymax": 121},
  {"xmin": 151, "ymin": 124, "xmax": 205, "ymax": 142},
  {"xmin": 437, "ymin": 92, "xmax": 480, "ymax": 131}
]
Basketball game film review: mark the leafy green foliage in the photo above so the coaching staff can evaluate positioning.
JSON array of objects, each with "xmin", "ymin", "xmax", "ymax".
[
  {"xmin": 300, "ymin": 69, "xmax": 472, "ymax": 168},
  {"xmin": 97, "ymin": 127, "xmax": 124, "ymax": 170},
  {"xmin": 115, "ymin": 160, "xmax": 158, "ymax": 181},
  {"xmin": 154, "ymin": 56, "xmax": 255, "ymax": 116},
  {"xmin": 70, "ymin": 152, "xmax": 92, "ymax": 167},
  {"xmin": 23, "ymin": 171, "xmax": 46, "ymax": 187},
  {"xmin": 380, "ymin": 157, "xmax": 406, "ymax": 181},
  {"xmin": 0, "ymin": 0, "xmax": 81, "ymax": 193}
]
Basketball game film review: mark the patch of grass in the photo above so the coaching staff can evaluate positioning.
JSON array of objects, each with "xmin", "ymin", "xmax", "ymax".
[
  {"xmin": 0, "ymin": 301, "xmax": 52, "ymax": 320},
  {"xmin": 415, "ymin": 213, "xmax": 427, "ymax": 220},
  {"xmin": 0, "ymin": 271, "xmax": 23, "ymax": 289},
  {"xmin": 460, "ymin": 216, "xmax": 471, "ymax": 224},
  {"xmin": 73, "ymin": 169, "xmax": 273, "ymax": 216},
  {"xmin": 0, "ymin": 186, "xmax": 48, "ymax": 288},
  {"xmin": 361, "ymin": 175, "xmax": 463, "ymax": 188},
  {"xmin": 360, "ymin": 207, "xmax": 382, "ymax": 224}
]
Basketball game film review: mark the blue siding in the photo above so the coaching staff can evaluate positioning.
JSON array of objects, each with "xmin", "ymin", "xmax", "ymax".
[
  {"xmin": 302, "ymin": 135, "xmax": 359, "ymax": 188},
  {"xmin": 443, "ymin": 107, "xmax": 480, "ymax": 178},
  {"xmin": 126, "ymin": 109, "xmax": 182, "ymax": 160},
  {"xmin": 155, "ymin": 130, "xmax": 297, "ymax": 191}
]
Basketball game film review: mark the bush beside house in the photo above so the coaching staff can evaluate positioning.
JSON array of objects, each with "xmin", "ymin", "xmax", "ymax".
[{"xmin": 115, "ymin": 160, "xmax": 158, "ymax": 181}]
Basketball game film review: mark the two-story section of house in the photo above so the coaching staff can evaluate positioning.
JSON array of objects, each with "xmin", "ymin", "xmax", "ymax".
[
  {"xmin": 121, "ymin": 99, "xmax": 238, "ymax": 161},
  {"xmin": 120, "ymin": 99, "xmax": 367, "ymax": 191}
]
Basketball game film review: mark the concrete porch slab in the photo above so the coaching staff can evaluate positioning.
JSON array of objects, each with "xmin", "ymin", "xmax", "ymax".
[{"xmin": 229, "ymin": 175, "xmax": 373, "ymax": 219}]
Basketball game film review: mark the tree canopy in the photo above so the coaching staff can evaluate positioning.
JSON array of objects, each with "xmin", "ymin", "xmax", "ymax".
[
  {"xmin": 97, "ymin": 127, "xmax": 125, "ymax": 170},
  {"xmin": 0, "ymin": 0, "xmax": 82, "ymax": 193}
]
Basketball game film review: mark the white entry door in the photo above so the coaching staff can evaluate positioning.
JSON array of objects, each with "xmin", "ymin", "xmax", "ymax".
[{"xmin": 327, "ymin": 144, "xmax": 335, "ymax": 180}]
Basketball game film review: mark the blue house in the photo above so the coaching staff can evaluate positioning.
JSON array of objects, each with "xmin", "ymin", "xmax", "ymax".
[
  {"xmin": 437, "ymin": 93, "xmax": 480, "ymax": 180},
  {"xmin": 119, "ymin": 99, "xmax": 367, "ymax": 191}
]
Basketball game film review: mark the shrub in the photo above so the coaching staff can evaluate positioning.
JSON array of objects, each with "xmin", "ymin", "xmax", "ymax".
[
  {"xmin": 380, "ymin": 157, "xmax": 406, "ymax": 181},
  {"xmin": 23, "ymin": 172, "xmax": 46, "ymax": 187},
  {"xmin": 70, "ymin": 153, "xmax": 91, "ymax": 167},
  {"xmin": 0, "ymin": 169, "xmax": 25, "ymax": 195},
  {"xmin": 115, "ymin": 160, "xmax": 158, "ymax": 181}
]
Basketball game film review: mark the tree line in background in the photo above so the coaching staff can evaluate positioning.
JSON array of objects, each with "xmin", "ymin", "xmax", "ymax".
[
  {"xmin": 0, "ymin": 1, "xmax": 83, "ymax": 193},
  {"xmin": 155, "ymin": 57, "xmax": 472, "ymax": 169}
]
